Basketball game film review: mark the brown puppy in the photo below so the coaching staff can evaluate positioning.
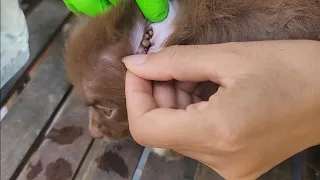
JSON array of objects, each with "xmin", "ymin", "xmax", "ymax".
[
  {"xmin": 64, "ymin": 0, "xmax": 320, "ymax": 160},
  {"xmin": 65, "ymin": 0, "xmax": 145, "ymax": 139}
]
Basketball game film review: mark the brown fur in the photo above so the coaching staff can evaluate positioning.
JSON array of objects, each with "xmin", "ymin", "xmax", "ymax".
[
  {"xmin": 65, "ymin": 0, "xmax": 146, "ymax": 140},
  {"xmin": 166, "ymin": 0, "xmax": 320, "ymax": 46},
  {"xmin": 64, "ymin": 0, "xmax": 320, "ymax": 158}
]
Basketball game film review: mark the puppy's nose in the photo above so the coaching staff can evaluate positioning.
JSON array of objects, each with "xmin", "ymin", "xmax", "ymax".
[
  {"xmin": 89, "ymin": 124, "xmax": 103, "ymax": 138},
  {"xmin": 89, "ymin": 119, "xmax": 103, "ymax": 138},
  {"xmin": 88, "ymin": 107, "xmax": 103, "ymax": 138}
]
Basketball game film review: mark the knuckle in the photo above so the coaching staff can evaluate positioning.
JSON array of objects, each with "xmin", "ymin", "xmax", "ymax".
[
  {"xmin": 187, "ymin": 104, "xmax": 244, "ymax": 153},
  {"xmin": 150, "ymin": 45, "xmax": 183, "ymax": 78},
  {"xmin": 167, "ymin": 45, "xmax": 186, "ymax": 77},
  {"xmin": 164, "ymin": 45, "xmax": 182, "ymax": 62}
]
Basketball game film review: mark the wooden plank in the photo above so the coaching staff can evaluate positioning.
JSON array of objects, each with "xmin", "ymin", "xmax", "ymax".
[
  {"xmin": 131, "ymin": 147, "xmax": 152, "ymax": 180},
  {"xmin": 194, "ymin": 160, "xmax": 294, "ymax": 180},
  {"xmin": 183, "ymin": 157, "xmax": 199, "ymax": 180},
  {"xmin": 139, "ymin": 151, "xmax": 198, "ymax": 180},
  {"xmin": 75, "ymin": 139, "xmax": 144, "ymax": 180},
  {"xmin": 306, "ymin": 145, "xmax": 320, "ymax": 180},
  {"xmin": 1, "ymin": 0, "xmax": 70, "ymax": 105},
  {"xmin": 0, "ymin": 24, "xmax": 72, "ymax": 180},
  {"xmin": 292, "ymin": 151, "xmax": 308, "ymax": 180},
  {"xmin": 16, "ymin": 92, "xmax": 92, "ymax": 180},
  {"xmin": 258, "ymin": 158, "xmax": 294, "ymax": 180},
  {"xmin": 195, "ymin": 156, "xmax": 304, "ymax": 180},
  {"xmin": 194, "ymin": 163, "xmax": 224, "ymax": 180}
]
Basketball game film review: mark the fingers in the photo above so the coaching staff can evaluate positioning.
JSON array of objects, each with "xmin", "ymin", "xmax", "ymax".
[
  {"xmin": 124, "ymin": 44, "xmax": 245, "ymax": 148},
  {"xmin": 125, "ymin": 71, "xmax": 158, "ymax": 119},
  {"xmin": 122, "ymin": 44, "xmax": 244, "ymax": 86},
  {"xmin": 174, "ymin": 81, "xmax": 201, "ymax": 108},
  {"xmin": 125, "ymin": 71, "xmax": 209, "ymax": 148},
  {"xmin": 128, "ymin": 105, "xmax": 206, "ymax": 148},
  {"xmin": 153, "ymin": 81, "xmax": 201, "ymax": 109},
  {"xmin": 153, "ymin": 81, "xmax": 176, "ymax": 108},
  {"xmin": 175, "ymin": 81, "xmax": 198, "ymax": 94}
]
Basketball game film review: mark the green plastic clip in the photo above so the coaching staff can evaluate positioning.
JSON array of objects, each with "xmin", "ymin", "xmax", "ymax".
[
  {"xmin": 136, "ymin": 0, "xmax": 169, "ymax": 22},
  {"xmin": 62, "ymin": 0, "xmax": 169, "ymax": 22},
  {"xmin": 63, "ymin": 0, "xmax": 112, "ymax": 17}
]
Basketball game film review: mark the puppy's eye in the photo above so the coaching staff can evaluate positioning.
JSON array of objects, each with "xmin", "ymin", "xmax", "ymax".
[
  {"xmin": 103, "ymin": 108, "xmax": 113, "ymax": 117},
  {"xmin": 101, "ymin": 108, "xmax": 116, "ymax": 119}
]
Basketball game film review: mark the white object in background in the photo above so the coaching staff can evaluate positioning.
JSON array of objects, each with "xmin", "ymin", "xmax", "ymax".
[
  {"xmin": 1, "ymin": 0, "xmax": 30, "ymax": 88},
  {"xmin": 0, "ymin": 106, "xmax": 8, "ymax": 121}
]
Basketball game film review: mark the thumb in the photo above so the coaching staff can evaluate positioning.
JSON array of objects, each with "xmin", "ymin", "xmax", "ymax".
[{"xmin": 122, "ymin": 44, "xmax": 245, "ymax": 86}]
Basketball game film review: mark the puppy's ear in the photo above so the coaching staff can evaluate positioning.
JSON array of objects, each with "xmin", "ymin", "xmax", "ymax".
[{"xmin": 89, "ymin": 107, "xmax": 103, "ymax": 138}]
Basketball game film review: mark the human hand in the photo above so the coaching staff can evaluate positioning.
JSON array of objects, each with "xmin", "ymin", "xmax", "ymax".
[
  {"xmin": 122, "ymin": 40, "xmax": 320, "ymax": 180},
  {"xmin": 63, "ymin": 0, "xmax": 169, "ymax": 22}
]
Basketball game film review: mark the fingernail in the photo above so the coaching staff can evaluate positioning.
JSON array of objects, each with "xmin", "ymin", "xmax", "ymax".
[{"xmin": 122, "ymin": 54, "xmax": 147, "ymax": 65}]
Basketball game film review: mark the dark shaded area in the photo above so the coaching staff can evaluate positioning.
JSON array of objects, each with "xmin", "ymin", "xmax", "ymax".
[
  {"xmin": 194, "ymin": 146, "xmax": 320, "ymax": 180},
  {"xmin": 95, "ymin": 150, "xmax": 129, "ymax": 178},
  {"xmin": 19, "ymin": 0, "xmax": 42, "ymax": 14},
  {"xmin": 183, "ymin": 158, "xmax": 199, "ymax": 180},
  {"xmin": 26, "ymin": 160, "xmax": 42, "ymax": 180},
  {"xmin": 47, "ymin": 126, "xmax": 83, "ymax": 145},
  {"xmin": 257, "ymin": 146, "xmax": 320, "ymax": 180},
  {"xmin": 306, "ymin": 145, "xmax": 320, "ymax": 180},
  {"xmin": 259, "ymin": 158, "xmax": 293, "ymax": 180},
  {"xmin": 196, "ymin": 81, "xmax": 219, "ymax": 101},
  {"xmin": 45, "ymin": 158, "xmax": 72, "ymax": 180}
]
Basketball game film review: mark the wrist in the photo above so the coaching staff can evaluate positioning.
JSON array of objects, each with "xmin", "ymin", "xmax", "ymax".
[
  {"xmin": 311, "ymin": 104, "xmax": 320, "ymax": 146},
  {"xmin": 256, "ymin": 40, "xmax": 320, "ymax": 155},
  {"xmin": 290, "ymin": 40, "xmax": 320, "ymax": 149}
]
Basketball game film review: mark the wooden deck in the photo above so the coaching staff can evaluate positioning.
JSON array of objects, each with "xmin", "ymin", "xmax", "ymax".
[{"xmin": 1, "ymin": 0, "xmax": 320, "ymax": 180}]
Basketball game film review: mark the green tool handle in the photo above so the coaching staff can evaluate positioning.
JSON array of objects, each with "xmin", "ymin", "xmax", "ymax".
[
  {"xmin": 63, "ymin": 0, "xmax": 169, "ymax": 22},
  {"xmin": 136, "ymin": 0, "xmax": 169, "ymax": 22},
  {"xmin": 63, "ymin": 0, "xmax": 111, "ymax": 17}
]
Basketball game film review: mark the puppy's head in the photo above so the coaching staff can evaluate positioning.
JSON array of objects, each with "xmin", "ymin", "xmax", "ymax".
[{"xmin": 64, "ymin": 1, "xmax": 146, "ymax": 141}]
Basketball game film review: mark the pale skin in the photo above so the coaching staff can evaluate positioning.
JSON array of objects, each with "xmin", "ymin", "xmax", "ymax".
[{"xmin": 122, "ymin": 40, "xmax": 320, "ymax": 180}]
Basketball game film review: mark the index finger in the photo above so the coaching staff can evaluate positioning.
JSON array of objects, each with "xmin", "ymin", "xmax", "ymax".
[{"xmin": 122, "ymin": 44, "xmax": 246, "ymax": 87}]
